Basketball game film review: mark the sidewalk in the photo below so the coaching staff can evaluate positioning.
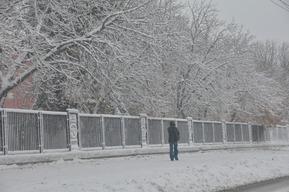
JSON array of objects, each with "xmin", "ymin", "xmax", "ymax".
[
  {"xmin": 1, "ymin": 143, "xmax": 288, "ymax": 165},
  {"xmin": 1, "ymin": 146, "xmax": 289, "ymax": 192}
]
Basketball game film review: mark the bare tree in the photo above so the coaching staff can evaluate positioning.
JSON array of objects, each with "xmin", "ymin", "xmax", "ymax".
[
  {"xmin": 0, "ymin": 0, "xmax": 185, "ymax": 114},
  {"xmin": 1, "ymin": 0, "xmax": 287, "ymax": 127},
  {"xmin": 172, "ymin": 0, "xmax": 252, "ymax": 120},
  {"xmin": 0, "ymin": 0, "xmax": 156, "ymax": 109},
  {"xmin": 167, "ymin": 1, "xmax": 286, "ymax": 126}
]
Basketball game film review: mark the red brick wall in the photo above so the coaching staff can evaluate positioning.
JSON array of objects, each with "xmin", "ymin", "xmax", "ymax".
[{"xmin": 3, "ymin": 76, "xmax": 35, "ymax": 109}]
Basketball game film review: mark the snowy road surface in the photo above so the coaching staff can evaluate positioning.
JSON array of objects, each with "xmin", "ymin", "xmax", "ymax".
[
  {"xmin": 1, "ymin": 147, "xmax": 289, "ymax": 192},
  {"xmin": 224, "ymin": 176, "xmax": 289, "ymax": 192}
]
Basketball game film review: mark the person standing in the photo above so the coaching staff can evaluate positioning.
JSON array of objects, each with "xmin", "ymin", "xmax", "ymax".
[{"xmin": 168, "ymin": 121, "xmax": 180, "ymax": 161}]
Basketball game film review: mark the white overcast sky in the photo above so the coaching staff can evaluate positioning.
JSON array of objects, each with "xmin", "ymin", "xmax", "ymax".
[{"xmin": 183, "ymin": 0, "xmax": 289, "ymax": 43}]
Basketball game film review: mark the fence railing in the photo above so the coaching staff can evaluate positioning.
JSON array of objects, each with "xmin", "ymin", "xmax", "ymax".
[
  {"xmin": 0, "ymin": 108, "xmax": 287, "ymax": 155},
  {"xmin": 271, "ymin": 125, "xmax": 289, "ymax": 142}
]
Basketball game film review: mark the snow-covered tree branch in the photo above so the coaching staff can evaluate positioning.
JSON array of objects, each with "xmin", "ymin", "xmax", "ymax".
[{"xmin": 1, "ymin": 0, "xmax": 288, "ymax": 127}]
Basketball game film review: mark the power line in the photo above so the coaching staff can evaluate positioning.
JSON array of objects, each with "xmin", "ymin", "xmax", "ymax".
[{"xmin": 271, "ymin": 0, "xmax": 289, "ymax": 12}]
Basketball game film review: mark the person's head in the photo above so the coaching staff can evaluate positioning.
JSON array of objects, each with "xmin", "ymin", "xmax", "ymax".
[{"xmin": 170, "ymin": 121, "xmax": 175, "ymax": 127}]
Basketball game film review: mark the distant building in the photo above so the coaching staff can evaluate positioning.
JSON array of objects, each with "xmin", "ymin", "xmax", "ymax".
[{"xmin": 3, "ymin": 76, "xmax": 35, "ymax": 109}]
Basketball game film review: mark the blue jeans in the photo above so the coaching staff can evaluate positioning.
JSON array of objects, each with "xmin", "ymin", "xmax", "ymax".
[{"xmin": 169, "ymin": 142, "xmax": 178, "ymax": 160}]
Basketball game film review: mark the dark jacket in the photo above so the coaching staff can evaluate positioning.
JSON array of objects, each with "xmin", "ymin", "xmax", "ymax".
[{"xmin": 168, "ymin": 122, "xmax": 180, "ymax": 143}]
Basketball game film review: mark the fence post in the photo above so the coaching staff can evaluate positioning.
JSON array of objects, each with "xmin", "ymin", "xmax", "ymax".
[
  {"xmin": 269, "ymin": 127, "xmax": 273, "ymax": 142},
  {"xmin": 187, "ymin": 117, "xmax": 193, "ymax": 145},
  {"xmin": 248, "ymin": 122, "xmax": 252, "ymax": 143},
  {"xmin": 121, "ymin": 116, "xmax": 126, "ymax": 148},
  {"xmin": 161, "ymin": 118, "xmax": 164, "ymax": 147},
  {"xmin": 240, "ymin": 124, "xmax": 243, "ymax": 142},
  {"xmin": 271, "ymin": 127, "xmax": 275, "ymax": 142},
  {"xmin": 38, "ymin": 112, "xmax": 44, "ymax": 153},
  {"xmin": 222, "ymin": 120, "xmax": 226, "ymax": 144},
  {"xmin": 0, "ymin": 109, "xmax": 3, "ymax": 154},
  {"xmin": 275, "ymin": 126, "xmax": 279, "ymax": 141},
  {"xmin": 212, "ymin": 123, "xmax": 215, "ymax": 143},
  {"xmin": 67, "ymin": 109, "xmax": 79, "ymax": 151},
  {"xmin": 202, "ymin": 121, "xmax": 205, "ymax": 144},
  {"xmin": 1, "ymin": 109, "xmax": 5, "ymax": 154},
  {"xmin": 101, "ymin": 115, "xmax": 105, "ymax": 150},
  {"xmin": 139, "ymin": 113, "xmax": 148, "ymax": 147},
  {"xmin": 2, "ymin": 109, "xmax": 8, "ymax": 155},
  {"xmin": 233, "ymin": 124, "xmax": 236, "ymax": 143},
  {"xmin": 257, "ymin": 125, "xmax": 260, "ymax": 142},
  {"xmin": 286, "ymin": 125, "xmax": 289, "ymax": 142}
]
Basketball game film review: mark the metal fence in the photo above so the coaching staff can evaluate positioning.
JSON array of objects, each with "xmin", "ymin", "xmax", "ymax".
[
  {"xmin": 271, "ymin": 125, "xmax": 289, "ymax": 142},
  {"xmin": 147, "ymin": 118, "xmax": 190, "ymax": 146},
  {"xmin": 0, "ymin": 108, "xmax": 287, "ymax": 155},
  {"xmin": 0, "ymin": 111, "xmax": 3, "ymax": 152},
  {"xmin": 78, "ymin": 114, "xmax": 141, "ymax": 149},
  {"xmin": 193, "ymin": 121, "xmax": 223, "ymax": 143},
  {"xmin": 6, "ymin": 110, "xmax": 39, "ymax": 152},
  {"xmin": 42, "ymin": 111, "xmax": 68, "ymax": 150},
  {"xmin": 79, "ymin": 115, "xmax": 102, "ymax": 148}
]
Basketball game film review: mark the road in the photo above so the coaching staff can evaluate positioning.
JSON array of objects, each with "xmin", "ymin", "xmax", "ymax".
[{"xmin": 224, "ymin": 176, "xmax": 289, "ymax": 192}]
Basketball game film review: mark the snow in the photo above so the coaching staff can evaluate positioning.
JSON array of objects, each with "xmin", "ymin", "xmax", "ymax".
[{"xmin": 1, "ymin": 147, "xmax": 289, "ymax": 192}]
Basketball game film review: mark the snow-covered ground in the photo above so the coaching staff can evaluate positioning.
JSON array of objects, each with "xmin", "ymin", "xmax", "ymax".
[{"xmin": 1, "ymin": 147, "xmax": 289, "ymax": 192}]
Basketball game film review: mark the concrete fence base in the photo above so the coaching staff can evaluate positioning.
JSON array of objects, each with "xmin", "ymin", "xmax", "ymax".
[{"xmin": 1, "ymin": 143, "xmax": 289, "ymax": 165}]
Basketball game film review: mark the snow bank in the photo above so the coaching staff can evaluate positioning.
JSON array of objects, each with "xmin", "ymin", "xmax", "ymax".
[{"xmin": 1, "ymin": 147, "xmax": 289, "ymax": 192}]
